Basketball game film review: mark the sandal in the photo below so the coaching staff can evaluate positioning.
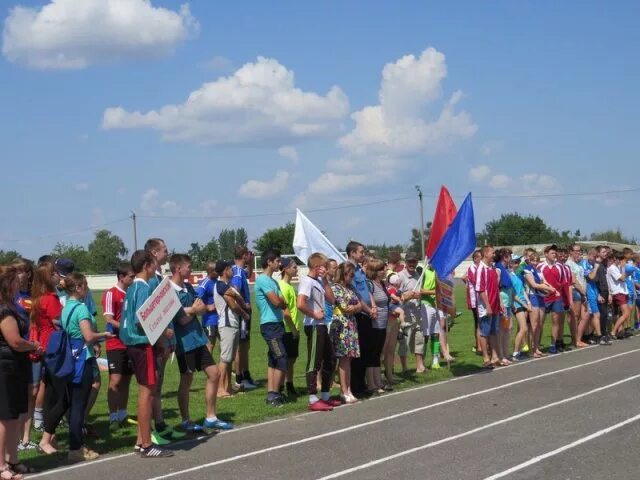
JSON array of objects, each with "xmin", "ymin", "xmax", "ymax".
[
  {"xmin": 481, "ymin": 361, "xmax": 494, "ymax": 370},
  {"xmin": 8, "ymin": 463, "xmax": 36, "ymax": 475},
  {"xmin": 0, "ymin": 465, "xmax": 23, "ymax": 480}
]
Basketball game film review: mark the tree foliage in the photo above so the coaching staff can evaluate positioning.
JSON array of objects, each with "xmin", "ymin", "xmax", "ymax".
[
  {"xmin": 188, "ymin": 238, "xmax": 220, "ymax": 270},
  {"xmin": 409, "ymin": 222, "xmax": 432, "ymax": 256},
  {"xmin": 217, "ymin": 228, "xmax": 248, "ymax": 260},
  {"xmin": 365, "ymin": 243, "xmax": 405, "ymax": 259},
  {"xmin": 0, "ymin": 250, "xmax": 22, "ymax": 264},
  {"xmin": 253, "ymin": 223, "xmax": 295, "ymax": 255},
  {"xmin": 87, "ymin": 229, "xmax": 128, "ymax": 273},
  {"xmin": 51, "ymin": 242, "xmax": 91, "ymax": 273},
  {"xmin": 589, "ymin": 229, "xmax": 637, "ymax": 245},
  {"xmin": 476, "ymin": 213, "xmax": 580, "ymax": 246}
]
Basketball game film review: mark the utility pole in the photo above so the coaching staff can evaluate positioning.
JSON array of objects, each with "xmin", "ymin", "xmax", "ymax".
[
  {"xmin": 415, "ymin": 185, "xmax": 426, "ymax": 261},
  {"xmin": 130, "ymin": 210, "xmax": 138, "ymax": 251}
]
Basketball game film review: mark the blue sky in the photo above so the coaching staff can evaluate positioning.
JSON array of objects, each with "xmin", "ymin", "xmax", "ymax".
[{"xmin": 1, "ymin": 0, "xmax": 639, "ymax": 258}]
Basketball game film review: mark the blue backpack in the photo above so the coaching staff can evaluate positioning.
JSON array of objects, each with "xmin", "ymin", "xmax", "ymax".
[{"xmin": 44, "ymin": 304, "xmax": 81, "ymax": 380}]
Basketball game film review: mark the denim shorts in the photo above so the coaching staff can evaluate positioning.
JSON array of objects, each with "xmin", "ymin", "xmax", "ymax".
[
  {"xmin": 260, "ymin": 322, "xmax": 288, "ymax": 372},
  {"xmin": 479, "ymin": 315, "xmax": 498, "ymax": 337},
  {"xmin": 572, "ymin": 290, "xmax": 584, "ymax": 303},
  {"xmin": 545, "ymin": 300, "xmax": 564, "ymax": 314}
]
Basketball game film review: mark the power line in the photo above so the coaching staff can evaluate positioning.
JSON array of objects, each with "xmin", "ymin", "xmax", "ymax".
[
  {"xmin": 137, "ymin": 195, "xmax": 414, "ymax": 220},
  {"xmin": 1, "ymin": 217, "xmax": 130, "ymax": 243}
]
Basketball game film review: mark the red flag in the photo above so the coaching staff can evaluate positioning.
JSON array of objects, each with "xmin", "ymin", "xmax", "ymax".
[{"xmin": 425, "ymin": 185, "xmax": 457, "ymax": 259}]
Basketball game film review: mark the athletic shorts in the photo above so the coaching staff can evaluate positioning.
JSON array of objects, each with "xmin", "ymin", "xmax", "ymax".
[
  {"xmin": 219, "ymin": 325, "xmax": 240, "ymax": 364},
  {"xmin": 260, "ymin": 322, "xmax": 287, "ymax": 372},
  {"xmin": 613, "ymin": 294, "xmax": 629, "ymax": 307},
  {"xmin": 177, "ymin": 345, "xmax": 215, "ymax": 374},
  {"xmin": 126, "ymin": 344, "xmax": 157, "ymax": 387},
  {"xmin": 419, "ymin": 304, "xmax": 441, "ymax": 336},
  {"xmin": 107, "ymin": 348, "xmax": 133, "ymax": 376},
  {"xmin": 29, "ymin": 361, "xmax": 43, "ymax": 385},
  {"xmin": 283, "ymin": 331, "xmax": 300, "ymax": 359},
  {"xmin": 479, "ymin": 315, "xmax": 498, "ymax": 337},
  {"xmin": 545, "ymin": 300, "xmax": 564, "ymax": 314},
  {"xmin": 204, "ymin": 325, "xmax": 219, "ymax": 342},
  {"xmin": 239, "ymin": 310, "xmax": 251, "ymax": 343},
  {"xmin": 530, "ymin": 294, "xmax": 545, "ymax": 309},
  {"xmin": 628, "ymin": 293, "xmax": 635, "ymax": 306},
  {"xmin": 514, "ymin": 307, "xmax": 528, "ymax": 314}
]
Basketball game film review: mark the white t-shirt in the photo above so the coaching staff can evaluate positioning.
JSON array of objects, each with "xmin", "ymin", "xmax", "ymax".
[
  {"xmin": 298, "ymin": 275, "xmax": 325, "ymax": 327},
  {"xmin": 607, "ymin": 264, "xmax": 628, "ymax": 296}
]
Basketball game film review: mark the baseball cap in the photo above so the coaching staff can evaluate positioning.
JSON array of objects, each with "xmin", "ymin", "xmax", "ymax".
[
  {"xmin": 405, "ymin": 252, "xmax": 418, "ymax": 262},
  {"xmin": 544, "ymin": 244, "xmax": 558, "ymax": 253},
  {"xmin": 54, "ymin": 258, "xmax": 75, "ymax": 277},
  {"xmin": 214, "ymin": 260, "xmax": 232, "ymax": 276},
  {"xmin": 280, "ymin": 257, "xmax": 294, "ymax": 271}
]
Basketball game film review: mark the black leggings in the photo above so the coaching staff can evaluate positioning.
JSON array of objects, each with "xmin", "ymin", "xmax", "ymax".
[
  {"xmin": 43, "ymin": 359, "xmax": 95, "ymax": 450},
  {"xmin": 304, "ymin": 325, "xmax": 336, "ymax": 395}
]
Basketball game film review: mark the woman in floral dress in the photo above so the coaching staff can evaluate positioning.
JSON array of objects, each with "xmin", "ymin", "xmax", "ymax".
[{"xmin": 330, "ymin": 262, "xmax": 362, "ymax": 404}]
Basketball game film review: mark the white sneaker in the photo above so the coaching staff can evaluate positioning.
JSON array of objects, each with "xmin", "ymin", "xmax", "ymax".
[{"xmin": 241, "ymin": 380, "xmax": 257, "ymax": 391}]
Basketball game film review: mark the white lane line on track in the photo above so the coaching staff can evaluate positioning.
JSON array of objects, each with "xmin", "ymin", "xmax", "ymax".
[
  {"xmin": 145, "ymin": 347, "xmax": 640, "ymax": 480},
  {"xmin": 317, "ymin": 374, "xmax": 640, "ymax": 480},
  {"xmin": 25, "ymin": 340, "xmax": 623, "ymax": 479},
  {"xmin": 484, "ymin": 412, "xmax": 640, "ymax": 479}
]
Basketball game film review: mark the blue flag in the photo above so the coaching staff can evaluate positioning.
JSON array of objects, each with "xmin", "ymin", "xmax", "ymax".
[{"xmin": 430, "ymin": 193, "xmax": 476, "ymax": 278}]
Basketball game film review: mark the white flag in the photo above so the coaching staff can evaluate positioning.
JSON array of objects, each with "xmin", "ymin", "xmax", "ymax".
[{"xmin": 293, "ymin": 209, "xmax": 346, "ymax": 265}]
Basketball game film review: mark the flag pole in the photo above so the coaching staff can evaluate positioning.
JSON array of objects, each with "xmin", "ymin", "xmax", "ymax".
[{"xmin": 415, "ymin": 186, "xmax": 426, "ymax": 262}]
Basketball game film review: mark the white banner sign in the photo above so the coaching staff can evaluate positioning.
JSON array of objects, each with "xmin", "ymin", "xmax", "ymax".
[{"xmin": 136, "ymin": 277, "xmax": 181, "ymax": 345}]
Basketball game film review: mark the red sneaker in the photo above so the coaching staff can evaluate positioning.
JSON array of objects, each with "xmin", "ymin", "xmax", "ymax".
[
  {"xmin": 323, "ymin": 398, "xmax": 342, "ymax": 407},
  {"xmin": 308, "ymin": 400, "xmax": 333, "ymax": 412}
]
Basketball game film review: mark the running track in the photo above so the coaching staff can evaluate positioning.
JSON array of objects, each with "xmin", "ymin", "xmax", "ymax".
[{"xmin": 32, "ymin": 338, "xmax": 640, "ymax": 480}]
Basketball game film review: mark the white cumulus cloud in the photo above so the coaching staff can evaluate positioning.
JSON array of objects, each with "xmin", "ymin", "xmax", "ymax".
[
  {"xmin": 278, "ymin": 145, "xmax": 299, "ymax": 163},
  {"xmin": 489, "ymin": 174, "xmax": 511, "ymax": 189},
  {"xmin": 307, "ymin": 47, "xmax": 477, "ymax": 196},
  {"xmin": 469, "ymin": 165, "xmax": 491, "ymax": 183},
  {"xmin": 2, "ymin": 0, "xmax": 199, "ymax": 70},
  {"xmin": 238, "ymin": 171, "xmax": 291, "ymax": 199},
  {"xmin": 103, "ymin": 56, "xmax": 350, "ymax": 146}
]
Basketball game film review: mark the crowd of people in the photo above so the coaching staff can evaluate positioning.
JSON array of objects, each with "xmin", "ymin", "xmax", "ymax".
[
  {"xmin": 464, "ymin": 244, "xmax": 640, "ymax": 369},
  {"xmin": 1, "ymin": 237, "xmax": 636, "ymax": 477}
]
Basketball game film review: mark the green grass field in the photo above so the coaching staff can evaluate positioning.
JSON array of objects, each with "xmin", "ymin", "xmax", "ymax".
[{"xmin": 22, "ymin": 285, "xmax": 560, "ymax": 470}]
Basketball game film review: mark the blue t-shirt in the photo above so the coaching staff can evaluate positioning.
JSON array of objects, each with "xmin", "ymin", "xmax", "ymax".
[
  {"xmin": 351, "ymin": 262, "xmax": 371, "ymax": 307},
  {"xmin": 62, "ymin": 299, "xmax": 94, "ymax": 360},
  {"xmin": 231, "ymin": 265, "xmax": 251, "ymax": 305},
  {"xmin": 171, "ymin": 281, "xmax": 208, "ymax": 354},
  {"xmin": 495, "ymin": 261, "xmax": 514, "ymax": 289},
  {"xmin": 196, "ymin": 277, "xmax": 219, "ymax": 328},
  {"xmin": 147, "ymin": 272, "xmax": 163, "ymax": 292},
  {"xmin": 581, "ymin": 259, "xmax": 597, "ymax": 299},
  {"xmin": 522, "ymin": 264, "xmax": 543, "ymax": 297},
  {"xmin": 510, "ymin": 272, "xmax": 528, "ymax": 307},
  {"xmin": 14, "ymin": 291, "xmax": 31, "ymax": 338},
  {"xmin": 633, "ymin": 268, "xmax": 640, "ymax": 295},
  {"xmin": 625, "ymin": 262, "xmax": 637, "ymax": 299},
  {"xmin": 120, "ymin": 279, "xmax": 151, "ymax": 346},
  {"xmin": 254, "ymin": 274, "xmax": 283, "ymax": 325}
]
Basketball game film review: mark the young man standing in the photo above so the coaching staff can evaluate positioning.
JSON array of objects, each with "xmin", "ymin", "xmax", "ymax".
[
  {"xmin": 608, "ymin": 252, "xmax": 631, "ymax": 339},
  {"xmin": 168, "ymin": 254, "xmax": 233, "ymax": 432},
  {"xmin": 143, "ymin": 238, "xmax": 184, "ymax": 444},
  {"xmin": 102, "ymin": 263, "xmax": 135, "ymax": 430},
  {"xmin": 346, "ymin": 241, "xmax": 376, "ymax": 394},
  {"xmin": 254, "ymin": 249, "xmax": 288, "ymax": 408},
  {"xmin": 195, "ymin": 262, "xmax": 219, "ymax": 353},
  {"xmin": 120, "ymin": 250, "xmax": 173, "ymax": 458},
  {"xmin": 588, "ymin": 246, "xmax": 612, "ymax": 344},
  {"xmin": 475, "ymin": 245, "xmax": 501, "ymax": 368},
  {"xmin": 398, "ymin": 252, "xmax": 426, "ymax": 373},
  {"xmin": 298, "ymin": 252, "xmax": 339, "ymax": 411},
  {"xmin": 278, "ymin": 258, "xmax": 303, "ymax": 396},
  {"xmin": 538, "ymin": 245, "xmax": 566, "ymax": 354},
  {"xmin": 213, "ymin": 260, "xmax": 248, "ymax": 397},
  {"xmin": 231, "ymin": 247, "xmax": 256, "ymax": 391}
]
